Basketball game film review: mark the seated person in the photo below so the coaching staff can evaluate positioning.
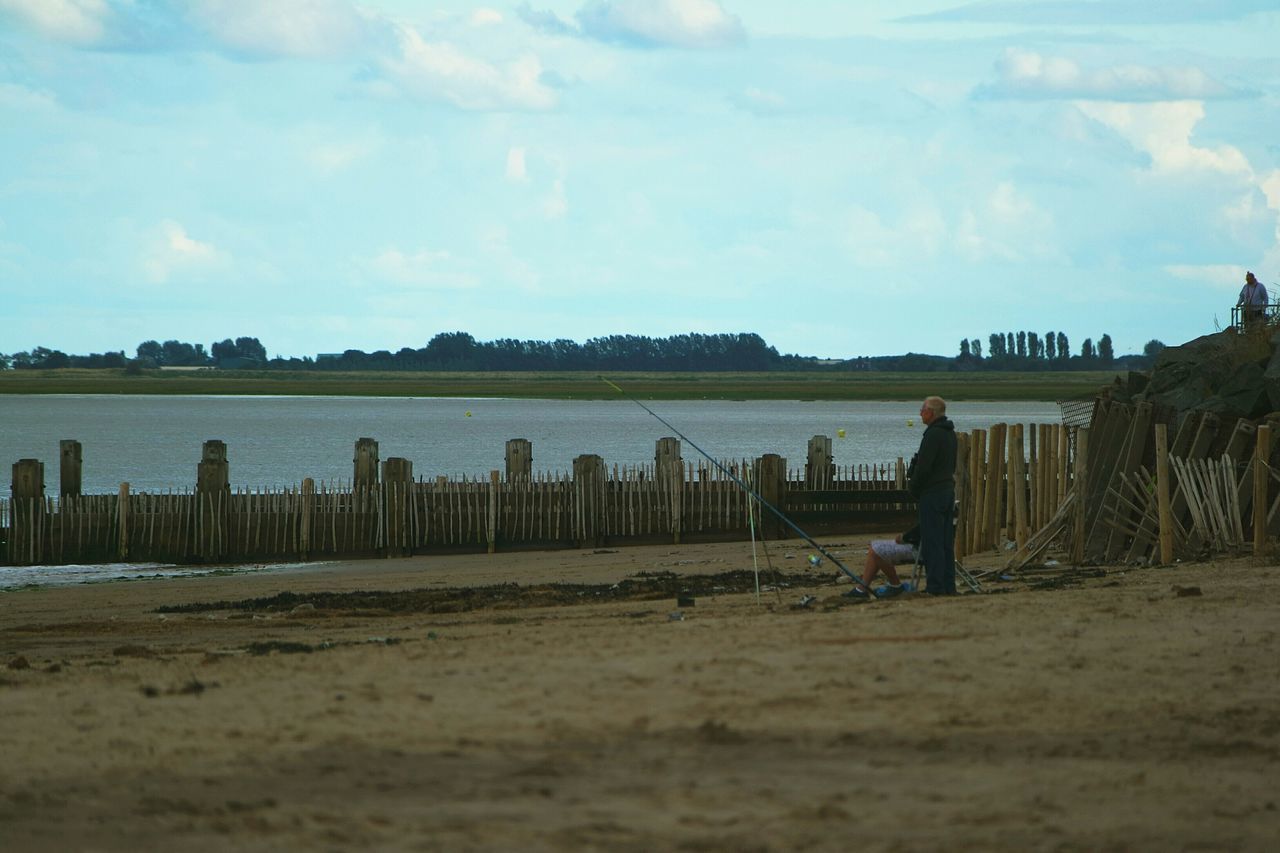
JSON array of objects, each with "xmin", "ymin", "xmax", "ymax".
[{"xmin": 843, "ymin": 526, "xmax": 919, "ymax": 600}]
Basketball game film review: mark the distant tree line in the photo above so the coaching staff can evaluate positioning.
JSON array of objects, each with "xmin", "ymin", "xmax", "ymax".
[
  {"xmin": 954, "ymin": 331, "xmax": 1165, "ymax": 371},
  {"xmin": 299, "ymin": 332, "xmax": 800, "ymax": 372},
  {"xmin": 1, "ymin": 337, "xmax": 269, "ymax": 371},
  {"xmin": 0, "ymin": 330, "xmax": 1166, "ymax": 373}
]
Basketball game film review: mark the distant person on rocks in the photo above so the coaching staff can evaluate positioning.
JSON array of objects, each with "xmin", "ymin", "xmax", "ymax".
[
  {"xmin": 1238, "ymin": 271, "xmax": 1268, "ymax": 327},
  {"xmin": 908, "ymin": 396, "xmax": 957, "ymax": 595},
  {"xmin": 843, "ymin": 525, "xmax": 919, "ymax": 600}
]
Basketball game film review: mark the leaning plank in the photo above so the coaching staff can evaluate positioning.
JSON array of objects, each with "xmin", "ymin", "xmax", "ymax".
[{"xmin": 1006, "ymin": 490, "xmax": 1076, "ymax": 571}]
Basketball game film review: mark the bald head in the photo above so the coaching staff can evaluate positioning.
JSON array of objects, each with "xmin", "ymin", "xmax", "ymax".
[{"xmin": 923, "ymin": 396, "xmax": 946, "ymax": 415}]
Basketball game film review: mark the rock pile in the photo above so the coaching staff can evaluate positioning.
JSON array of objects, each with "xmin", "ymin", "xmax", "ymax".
[{"xmin": 1107, "ymin": 329, "xmax": 1280, "ymax": 423}]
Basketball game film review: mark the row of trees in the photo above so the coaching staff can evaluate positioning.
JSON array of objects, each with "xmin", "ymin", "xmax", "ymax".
[
  {"xmin": 0, "ymin": 337, "xmax": 268, "ymax": 371},
  {"xmin": 305, "ymin": 332, "xmax": 796, "ymax": 372},
  {"xmin": 958, "ymin": 332, "xmax": 1165, "ymax": 369},
  {"xmin": 1, "ymin": 331, "xmax": 1166, "ymax": 373}
]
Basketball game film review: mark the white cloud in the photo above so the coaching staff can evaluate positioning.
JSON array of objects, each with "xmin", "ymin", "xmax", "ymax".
[
  {"xmin": 364, "ymin": 248, "xmax": 478, "ymax": 290},
  {"xmin": 0, "ymin": 82, "xmax": 58, "ymax": 111},
  {"xmin": 379, "ymin": 25, "xmax": 556, "ymax": 111},
  {"xmin": 1165, "ymin": 264, "xmax": 1248, "ymax": 291},
  {"xmin": 1261, "ymin": 170, "xmax": 1280, "ymax": 212},
  {"xmin": 983, "ymin": 49, "xmax": 1233, "ymax": 102},
  {"xmin": 0, "ymin": 0, "xmax": 107, "ymax": 45},
  {"xmin": 506, "ymin": 147, "xmax": 529, "ymax": 182},
  {"xmin": 842, "ymin": 204, "xmax": 947, "ymax": 268},
  {"xmin": 543, "ymin": 178, "xmax": 568, "ymax": 219},
  {"xmin": 576, "ymin": 0, "xmax": 744, "ymax": 49},
  {"xmin": 186, "ymin": 0, "xmax": 373, "ymax": 60},
  {"xmin": 143, "ymin": 220, "xmax": 224, "ymax": 284},
  {"xmin": 956, "ymin": 182, "xmax": 1058, "ymax": 263},
  {"xmin": 903, "ymin": 0, "xmax": 1278, "ymax": 26},
  {"xmin": 737, "ymin": 86, "xmax": 786, "ymax": 113},
  {"xmin": 308, "ymin": 136, "xmax": 380, "ymax": 174},
  {"xmin": 478, "ymin": 225, "xmax": 541, "ymax": 291},
  {"xmin": 1075, "ymin": 100, "xmax": 1252, "ymax": 175},
  {"xmin": 470, "ymin": 8, "xmax": 504, "ymax": 27}
]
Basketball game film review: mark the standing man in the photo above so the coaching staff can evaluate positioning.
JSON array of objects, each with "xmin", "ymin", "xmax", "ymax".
[
  {"xmin": 908, "ymin": 396, "xmax": 958, "ymax": 595},
  {"xmin": 1238, "ymin": 271, "xmax": 1268, "ymax": 327}
]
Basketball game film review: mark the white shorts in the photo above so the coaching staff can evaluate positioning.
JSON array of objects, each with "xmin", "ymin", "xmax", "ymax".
[{"xmin": 870, "ymin": 539, "xmax": 917, "ymax": 565}]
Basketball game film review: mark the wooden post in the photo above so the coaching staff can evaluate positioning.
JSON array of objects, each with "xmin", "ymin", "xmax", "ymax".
[
  {"xmin": 756, "ymin": 454, "xmax": 786, "ymax": 540},
  {"xmin": 505, "ymin": 439, "xmax": 532, "ymax": 481},
  {"xmin": 954, "ymin": 433, "xmax": 970, "ymax": 560},
  {"xmin": 59, "ymin": 440, "xmax": 82, "ymax": 498},
  {"xmin": 11, "ymin": 459, "xmax": 45, "ymax": 566},
  {"xmin": 196, "ymin": 440, "xmax": 229, "ymax": 561},
  {"xmin": 805, "ymin": 435, "xmax": 833, "ymax": 488},
  {"xmin": 1012, "ymin": 424, "xmax": 1029, "ymax": 549},
  {"xmin": 1005, "ymin": 425, "xmax": 1017, "ymax": 534},
  {"xmin": 1027, "ymin": 424, "xmax": 1039, "ymax": 531},
  {"xmin": 573, "ymin": 454, "xmax": 605, "ymax": 547},
  {"xmin": 382, "ymin": 457, "xmax": 413, "ymax": 558},
  {"xmin": 984, "ymin": 424, "xmax": 1006, "ymax": 549},
  {"xmin": 1056, "ymin": 423, "xmax": 1070, "ymax": 513},
  {"xmin": 1072, "ymin": 428, "xmax": 1089, "ymax": 565},
  {"xmin": 488, "ymin": 469, "xmax": 500, "ymax": 554},
  {"xmin": 1254, "ymin": 424, "xmax": 1271, "ymax": 560},
  {"xmin": 969, "ymin": 429, "xmax": 986, "ymax": 555},
  {"xmin": 1155, "ymin": 424, "xmax": 1173, "ymax": 565},
  {"xmin": 118, "ymin": 482, "xmax": 130, "ymax": 560},
  {"xmin": 299, "ymin": 477, "xmax": 314, "ymax": 560},
  {"xmin": 655, "ymin": 438, "xmax": 683, "ymax": 543},
  {"xmin": 354, "ymin": 438, "xmax": 380, "ymax": 488},
  {"xmin": 1032, "ymin": 424, "xmax": 1044, "ymax": 528}
]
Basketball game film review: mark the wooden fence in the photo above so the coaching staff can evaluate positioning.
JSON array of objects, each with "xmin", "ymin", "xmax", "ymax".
[
  {"xmin": 1005, "ymin": 400, "xmax": 1280, "ymax": 568},
  {"xmin": 1, "ymin": 451, "xmax": 925, "ymax": 567},
  {"xmin": 4, "ymin": 426, "xmax": 1097, "ymax": 569}
]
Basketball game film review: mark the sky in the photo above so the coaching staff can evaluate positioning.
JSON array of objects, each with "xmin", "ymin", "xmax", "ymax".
[{"xmin": 1, "ymin": 0, "xmax": 1278, "ymax": 361}]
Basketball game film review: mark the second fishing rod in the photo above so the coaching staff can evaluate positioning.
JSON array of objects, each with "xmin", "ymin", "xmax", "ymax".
[{"xmin": 600, "ymin": 375, "xmax": 879, "ymax": 588}]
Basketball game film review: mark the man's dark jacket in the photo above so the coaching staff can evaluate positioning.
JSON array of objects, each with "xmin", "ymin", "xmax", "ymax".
[{"xmin": 908, "ymin": 416, "xmax": 957, "ymax": 498}]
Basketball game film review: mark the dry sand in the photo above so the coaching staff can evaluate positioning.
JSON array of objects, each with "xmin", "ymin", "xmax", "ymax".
[{"xmin": 1, "ymin": 536, "xmax": 1278, "ymax": 852}]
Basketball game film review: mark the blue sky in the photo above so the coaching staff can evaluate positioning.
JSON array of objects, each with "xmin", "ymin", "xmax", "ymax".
[{"xmin": 1, "ymin": 0, "xmax": 1277, "ymax": 360}]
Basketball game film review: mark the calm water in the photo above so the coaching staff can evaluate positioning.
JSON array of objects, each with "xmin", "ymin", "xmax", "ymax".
[{"xmin": 0, "ymin": 395, "xmax": 1060, "ymax": 494}]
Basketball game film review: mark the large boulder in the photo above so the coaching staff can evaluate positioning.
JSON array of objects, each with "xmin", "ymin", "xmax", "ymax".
[
  {"xmin": 1135, "ymin": 329, "xmax": 1274, "ymax": 422},
  {"xmin": 1145, "ymin": 331, "xmax": 1236, "ymax": 396},
  {"xmin": 1193, "ymin": 362, "xmax": 1269, "ymax": 420}
]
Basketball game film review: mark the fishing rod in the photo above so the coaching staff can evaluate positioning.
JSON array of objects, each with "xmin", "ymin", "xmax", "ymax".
[{"xmin": 599, "ymin": 375, "xmax": 866, "ymax": 587}]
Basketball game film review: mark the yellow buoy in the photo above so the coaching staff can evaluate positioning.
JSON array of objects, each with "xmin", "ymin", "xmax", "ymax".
[
  {"xmin": 837, "ymin": 428, "xmax": 846, "ymax": 438},
  {"xmin": 907, "ymin": 419, "xmax": 914, "ymax": 427},
  {"xmin": 465, "ymin": 410, "xmax": 472, "ymax": 418}
]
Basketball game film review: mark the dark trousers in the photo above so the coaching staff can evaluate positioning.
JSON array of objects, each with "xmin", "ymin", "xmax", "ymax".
[{"xmin": 919, "ymin": 488, "xmax": 956, "ymax": 594}]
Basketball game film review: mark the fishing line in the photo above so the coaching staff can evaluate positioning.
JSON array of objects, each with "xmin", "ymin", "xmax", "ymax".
[{"xmin": 599, "ymin": 375, "xmax": 862, "ymax": 586}]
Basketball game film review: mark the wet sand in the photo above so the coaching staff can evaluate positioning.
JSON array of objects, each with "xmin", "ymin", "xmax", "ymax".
[{"xmin": 2, "ymin": 538, "xmax": 1278, "ymax": 851}]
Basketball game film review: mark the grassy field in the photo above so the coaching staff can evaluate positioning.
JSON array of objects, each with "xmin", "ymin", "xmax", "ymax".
[{"xmin": 0, "ymin": 368, "xmax": 1118, "ymax": 400}]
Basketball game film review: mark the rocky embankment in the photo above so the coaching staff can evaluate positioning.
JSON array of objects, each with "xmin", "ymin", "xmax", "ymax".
[{"xmin": 1106, "ymin": 328, "xmax": 1280, "ymax": 423}]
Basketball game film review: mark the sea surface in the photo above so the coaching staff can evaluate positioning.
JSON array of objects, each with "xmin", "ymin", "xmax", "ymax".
[{"xmin": 0, "ymin": 395, "xmax": 1061, "ymax": 494}]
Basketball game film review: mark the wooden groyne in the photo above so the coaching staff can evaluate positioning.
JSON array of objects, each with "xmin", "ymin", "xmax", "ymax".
[
  {"xmin": 4, "ymin": 429, "xmax": 1076, "ymax": 568},
  {"xmin": 3, "ymin": 436, "xmax": 911, "ymax": 567},
  {"xmin": 1006, "ymin": 400, "xmax": 1280, "ymax": 568}
]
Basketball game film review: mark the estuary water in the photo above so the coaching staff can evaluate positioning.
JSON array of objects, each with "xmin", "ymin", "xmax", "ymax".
[{"xmin": 0, "ymin": 395, "xmax": 1060, "ymax": 494}]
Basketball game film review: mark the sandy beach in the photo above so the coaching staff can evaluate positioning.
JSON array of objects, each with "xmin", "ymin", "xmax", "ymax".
[{"xmin": 2, "ymin": 537, "xmax": 1278, "ymax": 851}]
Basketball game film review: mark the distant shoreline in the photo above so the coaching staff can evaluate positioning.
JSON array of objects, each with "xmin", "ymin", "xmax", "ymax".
[{"xmin": 0, "ymin": 368, "xmax": 1116, "ymax": 401}]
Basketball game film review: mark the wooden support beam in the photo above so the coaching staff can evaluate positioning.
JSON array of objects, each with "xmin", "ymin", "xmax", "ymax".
[
  {"xmin": 1255, "ymin": 424, "xmax": 1271, "ymax": 561},
  {"xmin": 1072, "ymin": 428, "xmax": 1089, "ymax": 565},
  {"xmin": 1156, "ymin": 424, "xmax": 1174, "ymax": 565},
  {"xmin": 1102, "ymin": 402, "xmax": 1154, "ymax": 562},
  {"xmin": 1012, "ymin": 424, "xmax": 1029, "ymax": 549}
]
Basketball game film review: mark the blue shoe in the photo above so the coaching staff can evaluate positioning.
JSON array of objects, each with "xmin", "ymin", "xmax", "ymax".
[{"xmin": 874, "ymin": 582, "xmax": 909, "ymax": 599}]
